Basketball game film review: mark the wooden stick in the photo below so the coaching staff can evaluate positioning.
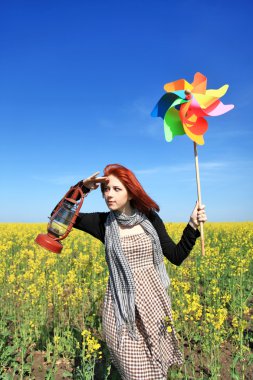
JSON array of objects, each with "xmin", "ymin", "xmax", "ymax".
[{"xmin": 194, "ymin": 142, "xmax": 205, "ymax": 256}]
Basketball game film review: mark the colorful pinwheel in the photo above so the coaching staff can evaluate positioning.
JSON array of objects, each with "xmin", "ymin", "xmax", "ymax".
[
  {"xmin": 151, "ymin": 72, "xmax": 234, "ymax": 255},
  {"xmin": 151, "ymin": 72, "xmax": 234, "ymax": 145}
]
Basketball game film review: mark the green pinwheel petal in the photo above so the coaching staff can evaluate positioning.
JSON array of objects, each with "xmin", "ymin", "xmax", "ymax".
[{"xmin": 164, "ymin": 108, "xmax": 185, "ymax": 142}]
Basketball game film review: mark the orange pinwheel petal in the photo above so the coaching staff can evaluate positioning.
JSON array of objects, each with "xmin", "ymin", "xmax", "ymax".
[
  {"xmin": 179, "ymin": 102, "xmax": 191, "ymax": 122},
  {"xmin": 191, "ymin": 72, "xmax": 207, "ymax": 94},
  {"xmin": 164, "ymin": 79, "xmax": 193, "ymax": 93}
]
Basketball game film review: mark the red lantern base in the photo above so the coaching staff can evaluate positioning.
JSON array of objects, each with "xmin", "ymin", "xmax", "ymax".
[{"xmin": 35, "ymin": 233, "xmax": 63, "ymax": 254}]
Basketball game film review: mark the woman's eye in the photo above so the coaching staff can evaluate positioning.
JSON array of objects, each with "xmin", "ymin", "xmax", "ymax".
[{"xmin": 115, "ymin": 187, "xmax": 121, "ymax": 192}]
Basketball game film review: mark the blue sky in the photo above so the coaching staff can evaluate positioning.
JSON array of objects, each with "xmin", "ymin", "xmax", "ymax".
[{"xmin": 1, "ymin": 0, "xmax": 252, "ymax": 223}]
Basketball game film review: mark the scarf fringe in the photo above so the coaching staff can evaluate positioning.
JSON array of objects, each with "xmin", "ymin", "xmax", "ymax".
[
  {"xmin": 156, "ymin": 261, "xmax": 170, "ymax": 289},
  {"xmin": 116, "ymin": 321, "xmax": 139, "ymax": 350}
]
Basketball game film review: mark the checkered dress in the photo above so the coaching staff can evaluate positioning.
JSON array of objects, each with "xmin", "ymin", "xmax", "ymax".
[{"xmin": 102, "ymin": 232, "xmax": 183, "ymax": 380}]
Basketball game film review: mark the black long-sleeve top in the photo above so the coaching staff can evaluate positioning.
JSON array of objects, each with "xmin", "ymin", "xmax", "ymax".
[{"xmin": 74, "ymin": 196, "xmax": 200, "ymax": 266}]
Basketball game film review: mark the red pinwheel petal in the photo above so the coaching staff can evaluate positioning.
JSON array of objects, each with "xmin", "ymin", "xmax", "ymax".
[
  {"xmin": 179, "ymin": 99, "xmax": 206, "ymax": 121},
  {"xmin": 180, "ymin": 103, "xmax": 208, "ymax": 135},
  {"xmin": 186, "ymin": 104, "xmax": 207, "ymax": 118},
  {"xmin": 184, "ymin": 117, "xmax": 208, "ymax": 135}
]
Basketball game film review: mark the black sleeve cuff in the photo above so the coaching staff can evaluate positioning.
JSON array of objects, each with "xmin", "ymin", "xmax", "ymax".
[
  {"xmin": 186, "ymin": 223, "xmax": 201, "ymax": 238},
  {"xmin": 74, "ymin": 180, "xmax": 91, "ymax": 194}
]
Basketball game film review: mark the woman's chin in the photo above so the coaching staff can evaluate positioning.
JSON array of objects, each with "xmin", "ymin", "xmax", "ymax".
[{"xmin": 107, "ymin": 204, "xmax": 119, "ymax": 211}]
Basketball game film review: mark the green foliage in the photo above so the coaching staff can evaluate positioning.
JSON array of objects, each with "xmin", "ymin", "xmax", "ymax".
[{"xmin": 0, "ymin": 222, "xmax": 252, "ymax": 379}]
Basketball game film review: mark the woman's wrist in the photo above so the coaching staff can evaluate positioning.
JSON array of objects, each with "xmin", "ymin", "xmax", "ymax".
[
  {"xmin": 74, "ymin": 180, "xmax": 91, "ymax": 194},
  {"xmin": 188, "ymin": 219, "xmax": 199, "ymax": 230}
]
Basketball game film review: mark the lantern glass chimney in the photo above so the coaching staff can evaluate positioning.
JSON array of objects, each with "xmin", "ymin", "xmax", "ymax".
[{"xmin": 48, "ymin": 199, "xmax": 77, "ymax": 237}]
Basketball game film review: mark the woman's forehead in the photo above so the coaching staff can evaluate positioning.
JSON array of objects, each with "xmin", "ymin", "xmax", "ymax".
[{"xmin": 107, "ymin": 175, "xmax": 125, "ymax": 187}]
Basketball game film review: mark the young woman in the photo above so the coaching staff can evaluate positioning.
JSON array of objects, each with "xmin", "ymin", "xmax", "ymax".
[{"xmin": 74, "ymin": 164, "xmax": 207, "ymax": 380}]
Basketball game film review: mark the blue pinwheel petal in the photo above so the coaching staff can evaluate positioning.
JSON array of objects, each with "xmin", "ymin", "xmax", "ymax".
[{"xmin": 151, "ymin": 93, "xmax": 180, "ymax": 119}]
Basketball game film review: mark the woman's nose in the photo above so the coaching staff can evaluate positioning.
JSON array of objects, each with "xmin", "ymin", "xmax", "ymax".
[{"xmin": 107, "ymin": 189, "xmax": 114, "ymax": 197}]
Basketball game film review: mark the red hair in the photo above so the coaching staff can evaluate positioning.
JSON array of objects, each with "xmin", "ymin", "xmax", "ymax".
[{"xmin": 101, "ymin": 164, "xmax": 159, "ymax": 216}]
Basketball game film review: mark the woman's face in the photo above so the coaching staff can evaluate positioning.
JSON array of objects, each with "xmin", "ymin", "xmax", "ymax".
[{"xmin": 103, "ymin": 175, "xmax": 132, "ymax": 214}]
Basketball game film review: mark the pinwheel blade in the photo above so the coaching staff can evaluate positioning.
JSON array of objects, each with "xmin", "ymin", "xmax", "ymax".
[
  {"xmin": 151, "ymin": 93, "xmax": 180, "ymax": 119},
  {"xmin": 164, "ymin": 108, "xmax": 185, "ymax": 142},
  {"xmin": 151, "ymin": 72, "xmax": 234, "ymax": 145}
]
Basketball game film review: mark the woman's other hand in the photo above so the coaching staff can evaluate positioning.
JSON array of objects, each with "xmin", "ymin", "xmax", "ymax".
[
  {"xmin": 189, "ymin": 201, "xmax": 207, "ymax": 230},
  {"xmin": 82, "ymin": 171, "xmax": 108, "ymax": 190}
]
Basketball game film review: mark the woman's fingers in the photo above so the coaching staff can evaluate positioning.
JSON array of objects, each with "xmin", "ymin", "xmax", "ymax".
[
  {"xmin": 82, "ymin": 171, "xmax": 109, "ymax": 190},
  {"xmin": 197, "ymin": 207, "xmax": 207, "ymax": 223},
  {"xmin": 190, "ymin": 201, "xmax": 207, "ymax": 224},
  {"xmin": 88, "ymin": 171, "xmax": 100, "ymax": 180},
  {"xmin": 94, "ymin": 176, "xmax": 109, "ymax": 183},
  {"xmin": 87, "ymin": 172, "xmax": 108, "ymax": 183}
]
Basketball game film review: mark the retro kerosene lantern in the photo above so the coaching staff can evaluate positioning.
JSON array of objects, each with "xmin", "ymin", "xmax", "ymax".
[{"xmin": 35, "ymin": 182, "xmax": 88, "ymax": 253}]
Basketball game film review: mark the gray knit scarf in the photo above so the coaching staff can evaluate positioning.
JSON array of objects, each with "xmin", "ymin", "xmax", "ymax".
[{"xmin": 104, "ymin": 209, "xmax": 170, "ymax": 347}]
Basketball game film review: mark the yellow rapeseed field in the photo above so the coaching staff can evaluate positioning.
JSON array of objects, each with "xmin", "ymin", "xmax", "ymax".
[{"xmin": 0, "ymin": 222, "xmax": 252, "ymax": 379}]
